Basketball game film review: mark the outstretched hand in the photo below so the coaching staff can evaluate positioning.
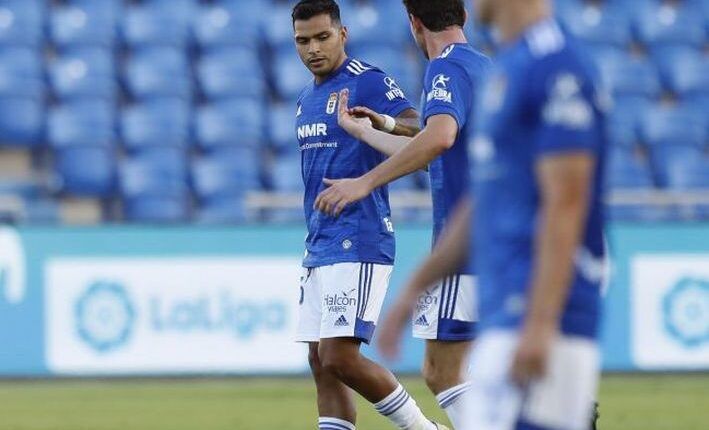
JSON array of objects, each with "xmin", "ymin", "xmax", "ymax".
[{"xmin": 337, "ymin": 89, "xmax": 372, "ymax": 139}]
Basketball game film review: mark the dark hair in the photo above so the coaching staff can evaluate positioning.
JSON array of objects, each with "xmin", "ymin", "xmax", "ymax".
[
  {"xmin": 292, "ymin": 0, "xmax": 342, "ymax": 26},
  {"xmin": 402, "ymin": 0, "xmax": 466, "ymax": 32}
]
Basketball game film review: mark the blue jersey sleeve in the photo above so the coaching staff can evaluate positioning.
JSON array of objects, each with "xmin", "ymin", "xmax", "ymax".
[
  {"xmin": 357, "ymin": 69, "xmax": 414, "ymax": 118},
  {"xmin": 422, "ymin": 59, "xmax": 471, "ymax": 128},
  {"xmin": 531, "ymin": 55, "xmax": 599, "ymax": 156}
]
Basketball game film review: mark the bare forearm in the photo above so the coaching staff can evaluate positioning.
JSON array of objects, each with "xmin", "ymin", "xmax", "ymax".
[
  {"xmin": 359, "ymin": 126, "xmax": 412, "ymax": 157},
  {"xmin": 391, "ymin": 116, "xmax": 421, "ymax": 138}
]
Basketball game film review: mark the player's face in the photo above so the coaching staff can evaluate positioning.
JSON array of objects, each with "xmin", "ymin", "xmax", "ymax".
[
  {"xmin": 473, "ymin": 0, "xmax": 496, "ymax": 25},
  {"xmin": 294, "ymin": 14, "xmax": 348, "ymax": 78}
]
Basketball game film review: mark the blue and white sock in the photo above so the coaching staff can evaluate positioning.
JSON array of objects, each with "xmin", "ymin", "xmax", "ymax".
[
  {"xmin": 436, "ymin": 382, "xmax": 473, "ymax": 430},
  {"xmin": 318, "ymin": 417, "xmax": 355, "ymax": 430},
  {"xmin": 374, "ymin": 384, "xmax": 436, "ymax": 430}
]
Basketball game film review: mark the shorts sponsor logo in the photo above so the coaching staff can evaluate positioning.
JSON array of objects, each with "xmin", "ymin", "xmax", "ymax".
[
  {"xmin": 324, "ymin": 288, "xmax": 357, "ymax": 314},
  {"xmin": 416, "ymin": 288, "xmax": 439, "ymax": 313}
]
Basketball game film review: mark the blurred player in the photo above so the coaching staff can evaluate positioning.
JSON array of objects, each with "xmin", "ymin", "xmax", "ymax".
[
  {"xmin": 314, "ymin": 1, "xmax": 488, "ymax": 427},
  {"xmin": 291, "ymin": 1, "xmax": 448, "ymax": 429},
  {"xmin": 378, "ymin": 0, "xmax": 608, "ymax": 429}
]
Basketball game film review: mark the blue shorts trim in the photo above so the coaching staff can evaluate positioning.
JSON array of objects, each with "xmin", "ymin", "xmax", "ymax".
[
  {"xmin": 354, "ymin": 318, "xmax": 375, "ymax": 344},
  {"xmin": 437, "ymin": 318, "xmax": 477, "ymax": 341},
  {"xmin": 515, "ymin": 421, "xmax": 550, "ymax": 430}
]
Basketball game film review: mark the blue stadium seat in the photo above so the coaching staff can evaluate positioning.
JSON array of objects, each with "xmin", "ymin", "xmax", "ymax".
[
  {"xmin": 271, "ymin": 154, "xmax": 303, "ymax": 193},
  {"xmin": 50, "ymin": 2, "xmax": 119, "ymax": 48},
  {"xmin": 599, "ymin": 54, "xmax": 662, "ymax": 99},
  {"xmin": 122, "ymin": 1, "xmax": 194, "ymax": 48},
  {"xmin": 269, "ymin": 102, "xmax": 297, "ymax": 153},
  {"xmin": 649, "ymin": 144, "xmax": 709, "ymax": 189},
  {"xmin": 345, "ymin": 0, "xmax": 409, "ymax": 48},
  {"xmin": 561, "ymin": 2, "xmax": 632, "ymax": 48},
  {"xmin": 192, "ymin": 148, "xmax": 261, "ymax": 199},
  {"xmin": 54, "ymin": 145, "xmax": 116, "ymax": 197},
  {"xmin": 198, "ymin": 48, "xmax": 265, "ymax": 100},
  {"xmin": 606, "ymin": 147, "xmax": 655, "ymax": 190},
  {"xmin": 195, "ymin": 100, "xmax": 265, "ymax": 149},
  {"xmin": 0, "ymin": 0, "xmax": 44, "ymax": 47},
  {"xmin": 608, "ymin": 97, "xmax": 651, "ymax": 147},
  {"xmin": 655, "ymin": 48, "xmax": 709, "ymax": 99},
  {"xmin": 195, "ymin": 2, "xmax": 264, "ymax": 48},
  {"xmin": 0, "ymin": 97, "xmax": 43, "ymax": 146},
  {"xmin": 120, "ymin": 148, "xmax": 190, "ymax": 223},
  {"xmin": 641, "ymin": 104, "xmax": 706, "ymax": 147},
  {"xmin": 635, "ymin": 1, "xmax": 706, "ymax": 50},
  {"xmin": 124, "ymin": 47, "xmax": 191, "ymax": 99},
  {"xmin": 121, "ymin": 98, "xmax": 191, "ymax": 150},
  {"xmin": 263, "ymin": 2, "xmax": 297, "ymax": 48},
  {"xmin": 49, "ymin": 48, "xmax": 116, "ymax": 100},
  {"xmin": 389, "ymin": 174, "xmax": 418, "ymax": 192},
  {"xmin": 273, "ymin": 46, "xmax": 314, "ymax": 101},
  {"xmin": 0, "ymin": 47, "xmax": 43, "ymax": 98},
  {"xmin": 48, "ymin": 100, "xmax": 116, "ymax": 147}
]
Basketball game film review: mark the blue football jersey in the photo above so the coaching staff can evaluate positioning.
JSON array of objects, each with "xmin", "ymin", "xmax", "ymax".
[
  {"xmin": 297, "ymin": 58, "xmax": 414, "ymax": 268},
  {"xmin": 422, "ymin": 43, "xmax": 490, "ymax": 256},
  {"xmin": 469, "ymin": 20, "xmax": 608, "ymax": 339}
]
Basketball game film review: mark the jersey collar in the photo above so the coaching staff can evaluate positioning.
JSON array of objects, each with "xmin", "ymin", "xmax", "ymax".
[{"xmin": 314, "ymin": 57, "xmax": 351, "ymax": 88}]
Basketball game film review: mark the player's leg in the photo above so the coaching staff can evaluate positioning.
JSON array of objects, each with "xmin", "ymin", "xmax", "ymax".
[
  {"xmin": 297, "ymin": 268, "xmax": 358, "ymax": 430},
  {"xmin": 413, "ymin": 275, "xmax": 478, "ymax": 429},
  {"xmin": 318, "ymin": 263, "xmax": 444, "ymax": 430}
]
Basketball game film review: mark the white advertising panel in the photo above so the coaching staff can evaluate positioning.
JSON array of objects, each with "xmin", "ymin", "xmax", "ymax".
[{"xmin": 46, "ymin": 257, "xmax": 308, "ymax": 375}]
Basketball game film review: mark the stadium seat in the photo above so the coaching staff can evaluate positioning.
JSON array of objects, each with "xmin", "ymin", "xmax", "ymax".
[
  {"xmin": 641, "ymin": 104, "xmax": 706, "ymax": 148},
  {"xmin": 49, "ymin": 48, "xmax": 116, "ymax": 100},
  {"xmin": 606, "ymin": 147, "xmax": 655, "ymax": 190},
  {"xmin": 598, "ymin": 54, "xmax": 662, "ymax": 99},
  {"xmin": 608, "ymin": 97, "xmax": 652, "ymax": 147},
  {"xmin": 192, "ymin": 148, "xmax": 261, "ymax": 199},
  {"xmin": 654, "ymin": 48, "xmax": 709, "ymax": 99},
  {"xmin": 50, "ymin": 2, "xmax": 119, "ymax": 48},
  {"xmin": 0, "ymin": 0, "xmax": 44, "ymax": 47},
  {"xmin": 124, "ymin": 47, "xmax": 191, "ymax": 100},
  {"xmin": 634, "ymin": 1, "xmax": 706, "ymax": 50},
  {"xmin": 649, "ymin": 144, "xmax": 709, "ymax": 189},
  {"xmin": 121, "ymin": 98, "xmax": 191, "ymax": 150},
  {"xmin": 194, "ymin": 2, "xmax": 263, "ymax": 48},
  {"xmin": 120, "ymin": 148, "xmax": 190, "ymax": 223},
  {"xmin": 345, "ymin": 0, "xmax": 409, "ymax": 48},
  {"xmin": 195, "ymin": 100, "xmax": 265, "ymax": 150},
  {"xmin": 54, "ymin": 145, "xmax": 116, "ymax": 197},
  {"xmin": 0, "ymin": 47, "xmax": 43, "ymax": 98},
  {"xmin": 271, "ymin": 154, "xmax": 303, "ymax": 193},
  {"xmin": 0, "ymin": 97, "xmax": 43, "ymax": 146},
  {"xmin": 561, "ymin": 2, "xmax": 632, "ymax": 48},
  {"xmin": 269, "ymin": 102, "xmax": 298, "ymax": 153},
  {"xmin": 272, "ymin": 46, "xmax": 314, "ymax": 101},
  {"xmin": 48, "ymin": 100, "xmax": 116, "ymax": 147},
  {"xmin": 122, "ymin": 1, "xmax": 194, "ymax": 48},
  {"xmin": 263, "ymin": 2, "xmax": 298, "ymax": 48},
  {"xmin": 197, "ymin": 48, "xmax": 265, "ymax": 100}
]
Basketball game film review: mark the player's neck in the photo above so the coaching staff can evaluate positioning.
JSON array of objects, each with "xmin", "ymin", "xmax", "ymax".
[
  {"xmin": 313, "ymin": 53, "xmax": 348, "ymax": 85},
  {"xmin": 495, "ymin": 1, "xmax": 552, "ymax": 44},
  {"xmin": 424, "ymin": 28, "xmax": 467, "ymax": 60}
]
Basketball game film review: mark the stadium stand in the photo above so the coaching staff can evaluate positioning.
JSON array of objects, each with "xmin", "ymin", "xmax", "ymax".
[{"xmin": 0, "ymin": 0, "xmax": 705, "ymax": 224}]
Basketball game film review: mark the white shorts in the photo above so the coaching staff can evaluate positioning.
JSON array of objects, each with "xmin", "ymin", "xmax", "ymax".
[
  {"xmin": 412, "ymin": 274, "xmax": 478, "ymax": 341},
  {"xmin": 295, "ymin": 263, "xmax": 392, "ymax": 344},
  {"xmin": 459, "ymin": 330, "xmax": 600, "ymax": 430}
]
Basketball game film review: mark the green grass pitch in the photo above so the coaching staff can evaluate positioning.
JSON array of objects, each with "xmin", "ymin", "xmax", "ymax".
[{"xmin": 1, "ymin": 374, "xmax": 707, "ymax": 429}]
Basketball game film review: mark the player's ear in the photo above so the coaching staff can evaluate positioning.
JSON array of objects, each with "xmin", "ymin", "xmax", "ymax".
[{"xmin": 340, "ymin": 25, "xmax": 348, "ymax": 43}]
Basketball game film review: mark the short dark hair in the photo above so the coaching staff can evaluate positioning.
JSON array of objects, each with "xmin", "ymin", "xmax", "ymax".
[
  {"xmin": 402, "ymin": 0, "xmax": 466, "ymax": 32},
  {"xmin": 292, "ymin": 0, "xmax": 342, "ymax": 26}
]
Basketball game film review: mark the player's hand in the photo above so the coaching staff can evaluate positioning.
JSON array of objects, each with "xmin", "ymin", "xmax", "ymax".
[
  {"xmin": 376, "ymin": 295, "xmax": 415, "ymax": 361},
  {"xmin": 314, "ymin": 177, "xmax": 373, "ymax": 216},
  {"xmin": 338, "ymin": 89, "xmax": 372, "ymax": 139},
  {"xmin": 510, "ymin": 319, "xmax": 557, "ymax": 387},
  {"xmin": 350, "ymin": 105, "xmax": 387, "ymax": 131}
]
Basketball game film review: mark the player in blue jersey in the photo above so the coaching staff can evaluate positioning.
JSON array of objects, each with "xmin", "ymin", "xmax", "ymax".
[
  {"xmin": 378, "ymin": 0, "xmax": 608, "ymax": 429},
  {"xmin": 291, "ymin": 2, "xmax": 448, "ymax": 430},
  {"xmin": 314, "ymin": 1, "xmax": 489, "ymax": 428}
]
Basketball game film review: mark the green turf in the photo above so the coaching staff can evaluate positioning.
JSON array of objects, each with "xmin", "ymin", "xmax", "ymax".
[{"xmin": 0, "ymin": 374, "xmax": 707, "ymax": 430}]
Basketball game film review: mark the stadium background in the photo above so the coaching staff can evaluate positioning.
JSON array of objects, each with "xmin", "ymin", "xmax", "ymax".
[{"xmin": 0, "ymin": 0, "xmax": 707, "ymax": 429}]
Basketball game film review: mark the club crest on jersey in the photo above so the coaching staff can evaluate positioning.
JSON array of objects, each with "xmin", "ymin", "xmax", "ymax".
[
  {"xmin": 384, "ymin": 77, "xmax": 405, "ymax": 101},
  {"xmin": 427, "ymin": 74, "xmax": 452, "ymax": 103},
  {"xmin": 326, "ymin": 92, "xmax": 338, "ymax": 114}
]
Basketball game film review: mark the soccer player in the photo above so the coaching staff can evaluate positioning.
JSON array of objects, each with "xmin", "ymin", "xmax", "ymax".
[
  {"xmin": 291, "ymin": 2, "xmax": 448, "ymax": 430},
  {"xmin": 314, "ymin": 1, "xmax": 489, "ymax": 428},
  {"xmin": 378, "ymin": 0, "xmax": 608, "ymax": 429}
]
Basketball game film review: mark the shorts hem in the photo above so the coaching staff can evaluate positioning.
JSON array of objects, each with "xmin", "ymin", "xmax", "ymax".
[{"xmin": 320, "ymin": 332, "xmax": 373, "ymax": 344}]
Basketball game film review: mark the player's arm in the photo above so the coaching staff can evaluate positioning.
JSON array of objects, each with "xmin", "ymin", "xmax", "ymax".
[
  {"xmin": 316, "ymin": 99, "xmax": 456, "ymax": 216},
  {"xmin": 350, "ymin": 105, "xmax": 421, "ymax": 138},
  {"xmin": 377, "ymin": 197, "xmax": 472, "ymax": 359},
  {"xmin": 511, "ymin": 152, "xmax": 594, "ymax": 385}
]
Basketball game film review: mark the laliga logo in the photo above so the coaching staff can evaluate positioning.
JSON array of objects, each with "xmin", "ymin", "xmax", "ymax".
[
  {"xmin": 662, "ymin": 277, "xmax": 709, "ymax": 348},
  {"xmin": 75, "ymin": 281, "xmax": 136, "ymax": 353}
]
